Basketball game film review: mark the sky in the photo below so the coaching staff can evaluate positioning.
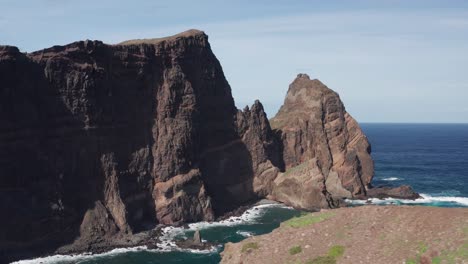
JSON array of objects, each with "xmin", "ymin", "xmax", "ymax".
[{"xmin": 1, "ymin": 0, "xmax": 468, "ymax": 123}]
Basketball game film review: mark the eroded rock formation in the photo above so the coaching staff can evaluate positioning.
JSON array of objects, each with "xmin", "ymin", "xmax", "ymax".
[
  {"xmin": 0, "ymin": 30, "xmax": 250, "ymax": 261},
  {"xmin": 269, "ymin": 74, "xmax": 374, "ymax": 209},
  {"xmin": 0, "ymin": 30, "xmax": 416, "ymax": 262}
]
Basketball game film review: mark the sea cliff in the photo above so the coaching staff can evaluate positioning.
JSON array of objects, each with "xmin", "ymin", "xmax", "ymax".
[{"xmin": 0, "ymin": 29, "xmax": 416, "ymax": 262}]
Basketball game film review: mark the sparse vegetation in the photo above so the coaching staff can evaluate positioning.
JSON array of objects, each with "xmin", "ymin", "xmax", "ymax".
[
  {"xmin": 328, "ymin": 245, "xmax": 345, "ymax": 258},
  {"xmin": 378, "ymin": 233, "xmax": 386, "ymax": 241},
  {"xmin": 306, "ymin": 245, "xmax": 345, "ymax": 264},
  {"xmin": 406, "ymin": 242, "xmax": 428, "ymax": 264},
  {"xmin": 306, "ymin": 256, "xmax": 336, "ymax": 264},
  {"xmin": 222, "ymin": 208, "xmax": 466, "ymax": 264},
  {"xmin": 241, "ymin": 242, "xmax": 259, "ymax": 253},
  {"xmin": 283, "ymin": 211, "xmax": 335, "ymax": 228},
  {"xmin": 418, "ymin": 242, "xmax": 428, "ymax": 254},
  {"xmin": 406, "ymin": 241, "xmax": 468, "ymax": 264},
  {"xmin": 439, "ymin": 242, "xmax": 468, "ymax": 263},
  {"xmin": 289, "ymin": 245, "xmax": 302, "ymax": 255}
]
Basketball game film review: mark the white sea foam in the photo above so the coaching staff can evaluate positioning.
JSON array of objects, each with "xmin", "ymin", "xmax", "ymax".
[
  {"xmin": 382, "ymin": 177, "xmax": 400, "ymax": 181},
  {"xmin": 11, "ymin": 246, "xmax": 148, "ymax": 264},
  {"xmin": 12, "ymin": 242, "xmax": 219, "ymax": 264},
  {"xmin": 156, "ymin": 203, "xmax": 290, "ymax": 250},
  {"xmin": 420, "ymin": 194, "xmax": 468, "ymax": 206},
  {"xmin": 13, "ymin": 202, "xmax": 291, "ymax": 263},
  {"xmin": 346, "ymin": 193, "xmax": 468, "ymax": 206},
  {"xmin": 236, "ymin": 230, "xmax": 254, "ymax": 237},
  {"xmin": 186, "ymin": 203, "xmax": 290, "ymax": 230}
]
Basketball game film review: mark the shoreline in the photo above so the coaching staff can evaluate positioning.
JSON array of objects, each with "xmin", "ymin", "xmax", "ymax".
[
  {"xmin": 12, "ymin": 199, "xmax": 283, "ymax": 263},
  {"xmin": 12, "ymin": 195, "xmax": 468, "ymax": 263}
]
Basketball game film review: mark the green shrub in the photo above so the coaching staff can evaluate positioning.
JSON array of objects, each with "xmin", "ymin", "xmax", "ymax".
[
  {"xmin": 306, "ymin": 256, "xmax": 336, "ymax": 264},
  {"xmin": 306, "ymin": 245, "xmax": 345, "ymax": 264},
  {"xmin": 289, "ymin": 245, "xmax": 302, "ymax": 255},
  {"xmin": 241, "ymin": 242, "xmax": 259, "ymax": 253},
  {"xmin": 328, "ymin": 245, "xmax": 345, "ymax": 258}
]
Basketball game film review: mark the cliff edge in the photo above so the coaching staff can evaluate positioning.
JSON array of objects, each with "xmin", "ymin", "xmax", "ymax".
[{"xmin": 0, "ymin": 30, "xmax": 416, "ymax": 262}]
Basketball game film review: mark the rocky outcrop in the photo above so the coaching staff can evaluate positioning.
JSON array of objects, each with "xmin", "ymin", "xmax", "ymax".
[
  {"xmin": 364, "ymin": 185, "xmax": 420, "ymax": 200},
  {"xmin": 0, "ymin": 29, "xmax": 253, "ymax": 262},
  {"xmin": 0, "ymin": 30, "xmax": 416, "ymax": 262},
  {"xmin": 268, "ymin": 74, "xmax": 374, "ymax": 209},
  {"xmin": 236, "ymin": 100, "xmax": 283, "ymax": 197}
]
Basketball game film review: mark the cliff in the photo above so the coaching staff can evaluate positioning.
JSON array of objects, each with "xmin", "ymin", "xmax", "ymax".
[
  {"xmin": 0, "ymin": 30, "xmax": 415, "ymax": 262},
  {"xmin": 269, "ymin": 74, "xmax": 374, "ymax": 209},
  {"xmin": 0, "ymin": 29, "xmax": 252, "ymax": 261}
]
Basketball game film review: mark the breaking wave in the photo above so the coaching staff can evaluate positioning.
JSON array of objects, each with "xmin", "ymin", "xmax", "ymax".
[
  {"xmin": 12, "ymin": 202, "xmax": 290, "ymax": 264},
  {"xmin": 382, "ymin": 177, "xmax": 401, "ymax": 181},
  {"xmin": 236, "ymin": 230, "xmax": 254, "ymax": 237},
  {"xmin": 346, "ymin": 193, "xmax": 468, "ymax": 207}
]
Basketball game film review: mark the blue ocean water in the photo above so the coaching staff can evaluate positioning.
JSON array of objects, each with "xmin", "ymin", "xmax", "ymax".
[
  {"xmin": 14, "ymin": 204, "xmax": 303, "ymax": 264},
  {"xmin": 14, "ymin": 123, "xmax": 468, "ymax": 264},
  {"xmin": 361, "ymin": 123, "xmax": 468, "ymax": 207}
]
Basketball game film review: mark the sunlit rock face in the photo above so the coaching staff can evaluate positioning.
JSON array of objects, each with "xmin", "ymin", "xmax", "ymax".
[
  {"xmin": 2, "ymin": 30, "xmax": 416, "ymax": 263},
  {"xmin": 269, "ymin": 73, "xmax": 374, "ymax": 209}
]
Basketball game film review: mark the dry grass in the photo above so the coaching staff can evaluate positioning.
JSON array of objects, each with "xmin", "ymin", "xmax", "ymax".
[{"xmin": 283, "ymin": 211, "xmax": 335, "ymax": 228}]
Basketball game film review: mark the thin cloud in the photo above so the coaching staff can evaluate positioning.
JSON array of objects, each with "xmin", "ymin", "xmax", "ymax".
[{"xmin": 438, "ymin": 18, "xmax": 468, "ymax": 28}]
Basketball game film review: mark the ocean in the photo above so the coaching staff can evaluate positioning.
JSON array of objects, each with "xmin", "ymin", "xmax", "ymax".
[
  {"xmin": 13, "ymin": 123, "xmax": 468, "ymax": 264},
  {"xmin": 359, "ymin": 123, "xmax": 468, "ymax": 206}
]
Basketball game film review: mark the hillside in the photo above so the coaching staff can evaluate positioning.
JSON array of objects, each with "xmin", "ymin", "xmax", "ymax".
[{"xmin": 221, "ymin": 206, "xmax": 468, "ymax": 264}]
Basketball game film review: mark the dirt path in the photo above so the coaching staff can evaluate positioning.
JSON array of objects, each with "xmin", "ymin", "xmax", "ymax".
[{"xmin": 221, "ymin": 206, "xmax": 468, "ymax": 264}]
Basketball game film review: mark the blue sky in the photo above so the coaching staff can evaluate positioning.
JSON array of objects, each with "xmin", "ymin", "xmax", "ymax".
[{"xmin": 2, "ymin": 0, "xmax": 468, "ymax": 123}]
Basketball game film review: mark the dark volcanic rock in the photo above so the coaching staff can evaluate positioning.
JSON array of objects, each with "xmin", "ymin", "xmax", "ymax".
[
  {"xmin": 236, "ymin": 100, "xmax": 283, "ymax": 198},
  {"xmin": 364, "ymin": 185, "xmax": 420, "ymax": 200},
  {"xmin": 175, "ymin": 229, "xmax": 214, "ymax": 251},
  {"xmin": 0, "ymin": 29, "xmax": 250, "ymax": 262},
  {"xmin": 0, "ymin": 30, "xmax": 417, "ymax": 262}
]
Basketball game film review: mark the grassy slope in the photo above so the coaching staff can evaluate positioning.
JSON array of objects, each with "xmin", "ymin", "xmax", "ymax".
[{"xmin": 221, "ymin": 206, "xmax": 468, "ymax": 264}]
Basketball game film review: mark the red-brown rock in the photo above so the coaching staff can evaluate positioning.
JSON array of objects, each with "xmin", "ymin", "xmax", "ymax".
[
  {"xmin": 0, "ymin": 31, "xmax": 417, "ymax": 262},
  {"xmin": 269, "ymin": 74, "xmax": 374, "ymax": 208}
]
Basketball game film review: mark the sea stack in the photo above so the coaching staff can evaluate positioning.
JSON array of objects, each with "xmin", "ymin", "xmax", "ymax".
[
  {"xmin": 0, "ymin": 30, "xmax": 416, "ymax": 262},
  {"xmin": 268, "ymin": 73, "xmax": 374, "ymax": 209}
]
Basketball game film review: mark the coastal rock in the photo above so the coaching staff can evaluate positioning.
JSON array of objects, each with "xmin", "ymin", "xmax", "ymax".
[
  {"xmin": 364, "ymin": 185, "xmax": 420, "ymax": 200},
  {"xmin": 175, "ymin": 229, "xmax": 214, "ymax": 250},
  {"xmin": 0, "ymin": 30, "xmax": 417, "ymax": 262},
  {"xmin": 193, "ymin": 230, "xmax": 202, "ymax": 245},
  {"xmin": 0, "ymin": 29, "xmax": 245, "ymax": 261},
  {"xmin": 235, "ymin": 100, "xmax": 283, "ymax": 197},
  {"xmin": 153, "ymin": 169, "xmax": 214, "ymax": 225},
  {"xmin": 269, "ymin": 74, "xmax": 374, "ymax": 208}
]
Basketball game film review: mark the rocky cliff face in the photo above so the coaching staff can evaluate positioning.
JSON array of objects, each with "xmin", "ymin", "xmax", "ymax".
[
  {"xmin": 0, "ymin": 30, "xmax": 257, "ymax": 261},
  {"xmin": 269, "ymin": 74, "xmax": 374, "ymax": 209},
  {"xmin": 0, "ymin": 30, "xmax": 414, "ymax": 262}
]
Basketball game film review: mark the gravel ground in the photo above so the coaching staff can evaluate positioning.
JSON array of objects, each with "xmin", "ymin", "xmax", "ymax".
[{"xmin": 221, "ymin": 205, "xmax": 468, "ymax": 264}]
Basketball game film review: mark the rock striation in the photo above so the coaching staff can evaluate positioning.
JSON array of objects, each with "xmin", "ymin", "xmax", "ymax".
[
  {"xmin": 269, "ymin": 74, "xmax": 374, "ymax": 209},
  {"xmin": 0, "ymin": 29, "xmax": 246, "ymax": 261},
  {"xmin": 0, "ymin": 30, "xmax": 416, "ymax": 262}
]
